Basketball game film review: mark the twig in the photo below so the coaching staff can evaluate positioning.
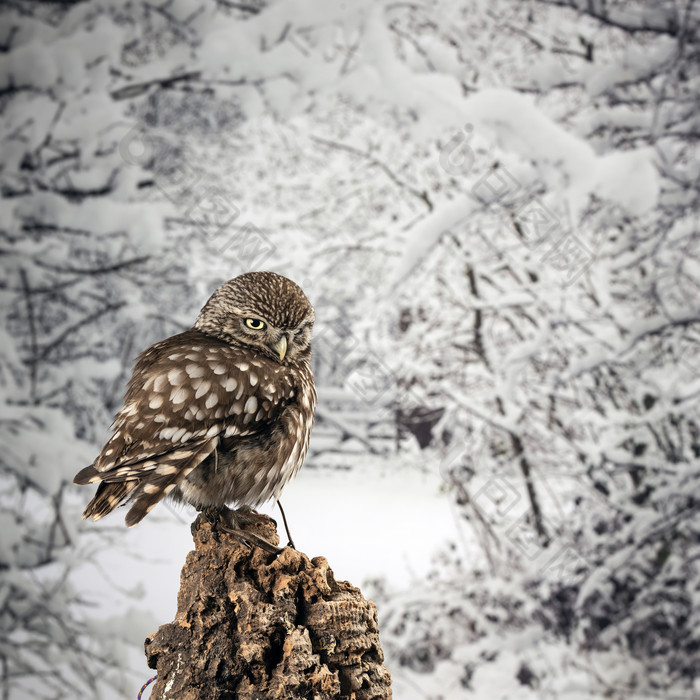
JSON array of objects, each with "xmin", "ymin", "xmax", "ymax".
[
  {"xmin": 19, "ymin": 268, "xmax": 38, "ymax": 404},
  {"xmin": 310, "ymin": 135, "xmax": 434, "ymax": 212},
  {"xmin": 110, "ymin": 71, "xmax": 202, "ymax": 101},
  {"xmin": 34, "ymin": 302, "xmax": 126, "ymax": 363},
  {"xmin": 34, "ymin": 255, "xmax": 150, "ymax": 276}
]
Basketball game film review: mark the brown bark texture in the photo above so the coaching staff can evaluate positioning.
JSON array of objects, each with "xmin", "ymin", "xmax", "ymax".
[{"xmin": 144, "ymin": 514, "xmax": 392, "ymax": 699}]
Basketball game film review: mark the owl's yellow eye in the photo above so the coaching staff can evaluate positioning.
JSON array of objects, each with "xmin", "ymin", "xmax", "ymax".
[{"xmin": 245, "ymin": 318, "xmax": 266, "ymax": 330}]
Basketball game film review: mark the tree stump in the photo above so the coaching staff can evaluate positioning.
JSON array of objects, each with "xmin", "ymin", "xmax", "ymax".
[{"xmin": 144, "ymin": 514, "xmax": 392, "ymax": 699}]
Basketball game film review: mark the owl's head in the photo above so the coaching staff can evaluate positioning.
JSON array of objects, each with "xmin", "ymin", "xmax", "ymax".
[{"xmin": 194, "ymin": 271, "xmax": 315, "ymax": 363}]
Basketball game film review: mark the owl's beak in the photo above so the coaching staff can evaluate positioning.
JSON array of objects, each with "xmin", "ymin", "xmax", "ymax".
[{"xmin": 272, "ymin": 335, "xmax": 287, "ymax": 361}]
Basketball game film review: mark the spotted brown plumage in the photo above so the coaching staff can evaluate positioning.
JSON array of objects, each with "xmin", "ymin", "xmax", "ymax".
[{"xmin": 74, "ymin": 272, "xmax": 316, "ymax": 528}]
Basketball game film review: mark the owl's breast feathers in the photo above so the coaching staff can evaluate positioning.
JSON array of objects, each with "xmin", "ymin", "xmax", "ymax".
[{"xmin": 74, "ymin": 329, "xmax": 316, "ymax": 526}]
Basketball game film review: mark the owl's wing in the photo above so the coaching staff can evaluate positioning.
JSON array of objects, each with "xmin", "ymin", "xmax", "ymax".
[
  {"xmin": 75, "ymin": 330, "xmax": 295, "ymax": 525},
  {"xmin": 80, "ymin": 437, "xmax": 219, "ymax": 525}
]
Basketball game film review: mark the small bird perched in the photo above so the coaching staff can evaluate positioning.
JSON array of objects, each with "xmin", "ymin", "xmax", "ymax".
[{"xmin": 74, "ymin": 271, "xmax": 316, "ymax": 550}]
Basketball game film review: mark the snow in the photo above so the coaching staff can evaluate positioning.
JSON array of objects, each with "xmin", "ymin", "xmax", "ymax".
[
  {"xmin": 389, "ymin": 196, "xmax": 477, "ymax": 289},
  {"xmin": 530, "ymin": 53, "xmax": 571, "ymax": 90},
  {"xmin": 458, "ymin": 88, "xmax": 660, "ymax": 216},
  {"xmin": 0, "ymin": 41, "xmax": 58, "ymax": 90},
  {"xmin": 583, "ymin": 37, "xmax": 677, "ymax": 97},
  {"xmin": 595, "ymin": 148, "xmax": 659, "ymax": 216},
  {"xmin": 11, "ymin": 192, "xmax": 165, "ymax": 251},
  {"xmin": 0, "ymin": 14, "xmax": 122, "ymax": 93},
  {"xmin": 280, "ymin": 458, "xmax": 460, "ymax": 587}
]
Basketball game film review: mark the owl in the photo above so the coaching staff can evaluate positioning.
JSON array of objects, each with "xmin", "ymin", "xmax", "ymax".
[{"xmin": 74, "ymin": 271, "xmax": 316, "ymax": 546}]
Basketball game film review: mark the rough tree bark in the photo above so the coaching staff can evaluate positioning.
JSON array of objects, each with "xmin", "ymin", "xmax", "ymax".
[{"xmin": 144, "ymin": 514, "xmax": 392, "ymax": 699}]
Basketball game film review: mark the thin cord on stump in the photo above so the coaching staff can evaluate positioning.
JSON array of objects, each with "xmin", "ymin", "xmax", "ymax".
[
  {"xmin": 277, "ymin": 499, "xmax": 295, "ymax": 548},
  {"xmin": 138, "ymin": 674, "xmax": 157, "ymax": 699}
]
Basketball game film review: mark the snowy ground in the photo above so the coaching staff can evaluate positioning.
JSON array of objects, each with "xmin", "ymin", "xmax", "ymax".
[{"xmin": 76, "ymin": 456, "xmax": 462, "ymax": 698}]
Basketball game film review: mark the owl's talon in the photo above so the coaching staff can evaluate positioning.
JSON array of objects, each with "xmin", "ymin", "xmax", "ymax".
[
  {"xmin": 196, "ymin": 506, "xmax": 283, "ymax": 554},
  {"xmin": 202, "ymin": 506, "xmax": 221, "ymax": 526},
  {"xmin": 233, "ymin": 533, "xmax": 252, "ymax": 551},
  {"xmin": 218, "ymin": 524, "xmax": 282, "ymax": 555}
]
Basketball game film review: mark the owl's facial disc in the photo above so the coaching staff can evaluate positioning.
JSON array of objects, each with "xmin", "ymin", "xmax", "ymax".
[
  {"xmin": 233, "ymin": 315, "xmax": 304, "ymax": 363},
  {"xmin": 194, "ymin": 272, "xmax": 314, "ymax": 362}
]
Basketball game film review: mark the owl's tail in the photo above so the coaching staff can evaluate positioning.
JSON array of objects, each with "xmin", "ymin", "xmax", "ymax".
[
  {"xmin": 81, "ymin": 481, "xmax": 140, "ymax": 521},
  {"xmin": 75, "ymin": 437, "xmax": 219, "ymax": 527}
]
